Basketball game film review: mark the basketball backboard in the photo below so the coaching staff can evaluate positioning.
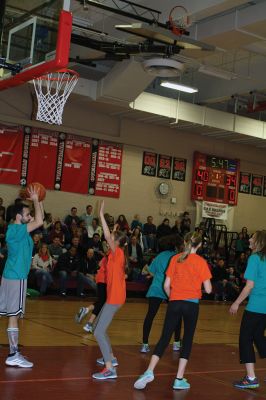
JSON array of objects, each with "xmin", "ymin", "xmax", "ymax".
[{"xmin": 0, "ymin": 0, "xmax": 72, "ymax": 90}]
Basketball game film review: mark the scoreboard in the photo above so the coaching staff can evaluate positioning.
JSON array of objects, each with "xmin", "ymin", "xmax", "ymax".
[{"xmin": 191, "ymin": 152, "xmax": 240, "ymax": 205}]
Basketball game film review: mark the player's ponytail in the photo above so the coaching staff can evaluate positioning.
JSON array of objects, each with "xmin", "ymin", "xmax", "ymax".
[
  {"xmin": 113, "ymin": 230, "xmax": 129, "ymax": 270},
  {"xmin": 177, "ymin": 231, "xmax": 202, "ymax": 263}
]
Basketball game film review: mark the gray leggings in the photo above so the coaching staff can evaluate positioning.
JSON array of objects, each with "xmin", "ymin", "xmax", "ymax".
[{"xmin": 94, "ymin": 303, "xmax": 121, "ymax": 364}]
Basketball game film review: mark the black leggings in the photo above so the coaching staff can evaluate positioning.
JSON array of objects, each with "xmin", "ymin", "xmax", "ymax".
[
  {"xmin": 153, "ymin": 300, "xmax": 199, "ymax": 360},
  {"xmin": 239, "ymin": 310, "xmax": 266, "ymax": 363},
  {"xmin": 143, "ymin": 297, "xmax": 182, "ymax": 344},
  {"xmin": 93, "ymin": 282, "xmax": 107, "ymax": 317}
]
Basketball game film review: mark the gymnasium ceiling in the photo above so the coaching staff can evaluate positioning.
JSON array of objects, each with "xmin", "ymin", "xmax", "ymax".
[{"xmin": 3, "ymin": 0, "xmax": 266, "ymax": 147}]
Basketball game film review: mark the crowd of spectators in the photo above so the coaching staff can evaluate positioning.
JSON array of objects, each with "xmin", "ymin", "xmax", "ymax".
[{"xmin": 0, "ymin": 196, "xmax": 252, "ymax": 300}]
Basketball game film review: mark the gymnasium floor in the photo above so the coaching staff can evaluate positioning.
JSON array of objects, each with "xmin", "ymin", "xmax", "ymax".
[{"xmin": 0, "ymin": 298, "xmax": 265, "ymax": 400}]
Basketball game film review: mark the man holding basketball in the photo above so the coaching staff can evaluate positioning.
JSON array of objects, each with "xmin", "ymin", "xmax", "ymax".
[{"xmin": 0, "ymin": 185, "xmax": 44, "ymax": 368}]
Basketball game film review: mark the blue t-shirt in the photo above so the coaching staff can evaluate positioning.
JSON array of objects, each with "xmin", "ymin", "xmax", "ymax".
[
  {"xmin": 146, "ymin": 250, "xmax": 176, "ymax": 300},
  {"xmin": 244, "ymin": 253, "xmax": 266, "ymax": 314},
  {"xmin": 3, "ymin": 223, "xmax": 33, "ymax": 280}
]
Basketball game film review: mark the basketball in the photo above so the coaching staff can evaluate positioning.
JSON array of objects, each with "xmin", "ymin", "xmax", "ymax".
[{"xmin": 26, "ymin": 182, "xmax": 46, "ymax": 201}]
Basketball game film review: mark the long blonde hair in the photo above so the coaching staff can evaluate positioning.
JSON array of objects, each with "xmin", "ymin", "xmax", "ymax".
[
  {"xmin": 253, "ymin": 230, "xmax": 266, "ymax": 259},
  {"xmin": 177, "ymin": 231, "xmax": 202, "ymax": 263}
]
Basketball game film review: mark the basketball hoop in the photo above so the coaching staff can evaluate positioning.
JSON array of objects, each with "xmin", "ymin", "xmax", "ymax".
[
  {"xmin": 168, "ymin": 6, "xmax": 191, "ymax": 36},
  {"xmin": 32, "ymin": 69, "xmax": 79, "ymax": 125}
]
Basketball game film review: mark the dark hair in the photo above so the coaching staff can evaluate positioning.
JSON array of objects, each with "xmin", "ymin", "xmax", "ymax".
[
  {"xmin": 71, "ymin": 207, "xmax": 77, "ymax": 212},
  {"xmin": 162, "ymin": 218, "xmax": 169, "ymax": 224},
  {"xmin": 177, "ymin": 231, "xmax": 202, "ymax": 263},
  {"xmin": 92, "ymin": 217, "xmax": 99, "ymax": 225},
  {"xmin": 93, "ymin": 233, "xmax": 100, "ymax": 238},
  {"xmin": 158, "ymin": 234, "xmax": 183, "ymax": 252},
  {"xmin": 86, "ymin": 205, "xmax": 92, "ymax": 209},
  {"xmin": 14, "ymin": 203, "xmax": 29, "ymax": 218}
]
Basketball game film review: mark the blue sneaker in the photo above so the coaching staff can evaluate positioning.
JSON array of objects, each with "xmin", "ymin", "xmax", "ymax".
[
  {"xmin": 92, "ymin": 368, "xmax": 117, "ymax": 380},
  {"xmin": 96, "ymin": 357, "xmax": 119, "ymax": 367},
  {"xmin": 140, "ymin": 344, "xmax": 150, "ymax": 353},
  {"xmin": 233, "ymin": 376, "xmax": 259, "ymax": 389},
  {"xmin": 134, "ymin": 370, "xmax": 154, "ymax": 389},
  {"xmin": 173, "ymin": 378, "xmax": 190, "ymax": 390},
  {"xmin": 172, "ymin": 341, "xmax": 181, "ymax": 351}
]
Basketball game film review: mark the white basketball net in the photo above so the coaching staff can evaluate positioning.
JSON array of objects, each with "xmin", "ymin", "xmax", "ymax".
[{"xmin": 33, "ymin": 70, "xmax": 79, "ymax": 125}]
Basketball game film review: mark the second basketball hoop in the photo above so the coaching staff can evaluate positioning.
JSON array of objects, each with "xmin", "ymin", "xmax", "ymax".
[{"xmin": 32, "ymin": 69, "xmax": 79, "ymax": 125}]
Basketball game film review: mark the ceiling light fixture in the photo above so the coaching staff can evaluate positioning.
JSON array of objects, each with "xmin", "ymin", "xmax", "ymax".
[
  {"xmin": 198, "ymin": 65, "xmax": 237, "ymax": 80},
  {"xmin": 160, "ymin": 81, "xmax": 198, "ymax": 93}
]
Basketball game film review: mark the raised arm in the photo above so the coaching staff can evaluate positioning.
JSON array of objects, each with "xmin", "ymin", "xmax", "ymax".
[
  {"xmin": 99, "ymin": 201, "xmax": 116, "ymax": 252},
  {"xmin": 27, "ymin": 187, "xmax": 44, "ymax": 233}
]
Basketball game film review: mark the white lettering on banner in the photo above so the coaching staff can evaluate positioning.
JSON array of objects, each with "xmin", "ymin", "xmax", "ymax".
[{"xmin": 202, "ymin": 201, "xmax": 228, "ymax": 220}]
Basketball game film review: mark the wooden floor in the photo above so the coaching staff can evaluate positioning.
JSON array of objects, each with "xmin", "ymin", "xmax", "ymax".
[{"xmin": 0, "ymin": 298, "xmax": 266, "ymax": 400}]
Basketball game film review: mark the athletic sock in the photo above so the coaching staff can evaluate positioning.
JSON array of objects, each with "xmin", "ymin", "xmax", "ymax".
[
  {"xmin": 7, "ymin": 327, "xmax": 19, "ymax": 354},
  {"xmin": 247, "ymin": 376, "xmax": 256, "ymax": 381}
]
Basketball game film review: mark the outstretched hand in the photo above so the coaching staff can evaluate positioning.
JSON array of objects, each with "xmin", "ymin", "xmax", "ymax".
[
  {"xmin": 26, "ymin": 185, "xmax": 39, "ymax": 202},
  {"xmin": 229, "ymin": 302, "xmax": 239, "ymax": 315},
  {"xmin": 99, "ymin": 200, "xmax": 105, "ymax": 215}
]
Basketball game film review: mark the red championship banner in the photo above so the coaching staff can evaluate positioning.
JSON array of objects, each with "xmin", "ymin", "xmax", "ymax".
[
  {"xmin": 26, "ymin": 128, "xmax": 59, "ymax": 189},
  {"xmin": 94, "ymin": 142, "xmax": 123, "ymax": 198},
  {"xmin": 157, "ymin": 154, "xmax": 172, "ymax": 179},
  {"xmin": 251, "ymin": 174, "xmax": 263, "ymax": 196},
  {"xmin": 0, "ymin": 126, "xmax": 23, "ymax": 185},
  {"xmin": 61, "ymin": 135, "xmax": 92, "ymax": 194}
]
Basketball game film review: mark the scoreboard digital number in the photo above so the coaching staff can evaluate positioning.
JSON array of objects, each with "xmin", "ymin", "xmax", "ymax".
[{"xmin": 191, "ymin": 152, "xmax": 240, "ymax": 205}]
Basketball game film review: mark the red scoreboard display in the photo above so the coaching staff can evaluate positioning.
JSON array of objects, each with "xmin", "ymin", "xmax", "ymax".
[{"xmin": 191, "ymin": 152, "xmax": 240, "ymax": 205}]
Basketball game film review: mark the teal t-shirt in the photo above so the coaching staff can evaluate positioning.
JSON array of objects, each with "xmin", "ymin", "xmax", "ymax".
[
  {"xmin": 244, "ymin": 253, "xmax": 266, "ymax": 314},
  {"xmin": 3, "ymin": 223, "xmax": 33, "ymax": 280},
  {"xmin": 146, "ymin": 250, "xmax": 176, "ymax": 300}
]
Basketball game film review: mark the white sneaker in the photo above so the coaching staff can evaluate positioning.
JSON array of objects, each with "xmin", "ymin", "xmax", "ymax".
[
  {"xmin": 75, "ymin": 307, "xmax": 89, "ymax": 323},
  {"xmin": 96, "ymin": 357, "xmax": 119, "ymax": 367},
  {"xmin": 140, "ymin": 344, "xmax": 150, "ymax": 353},
  {"xmin": 5, "ymin": 352, "xmax": 33, "ymax": 368},
  {"xmin": 83, "ymin": 322, "xmax": 93, "ymax": 333}
]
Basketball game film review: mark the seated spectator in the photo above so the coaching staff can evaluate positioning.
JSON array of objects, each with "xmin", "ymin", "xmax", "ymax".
[
  {"xmin": 171, "ymin": 220, "xmax": 180, "ymax": 235},
  {"xmin": 32, "ymin": 243, "xmax": 53, "ymax": 295},
  {"xmin": 104, "ymin": 213, "xmax": 114, "ymax": 231},
  {"xmin": 0, "ymin": 216, "xmax": 7, "ymax": 245},
  {"xmin": 235, "ymin": 233, "xmax": 246, "ymax": 259},
  {"xmin": 212, "ymin": 258, "xmax": 228, "ymax": 301},
  {"xmin": 131, "ymin": 214, "xmax": 143, "ymax": 231},
  {"xmin": 87, "ymin": 217, "xmax": 102, "ymax": 239},
  {"xmin": 241, "ymin": 226, "xmax": 250, "ymax": 251},
  {"xmin": 54, "ymin": 246, "xmax": 81, "ymax": 296},
  {"xmin": 156, "ymin": 218, "xmax": 172, "ymax": 239},
  {"xmin": 70, "ymin": 236, "xmax": 83, "ymax": 256},
  {"xmin": 0, "ymin": 197, "xmax": 6, "ymax": 220},
  {"xmin": 64, "ymin": 207, "xmax": 80, "ymax": 231},
  {"xmin": 80, "ymin": 204, "xmax": 94, "ymax": 228},
  {"xmin": 32, "ymin": 233, "xmax": 41, "ymax": 256},
  {"xmin": 48, "ymin": 236, "xmax": 65, "ymax": 266},
  {"xmin": 143, "ymin": 216, "xmax": 157, "ymax": 252},
  {"xmin": 132, "ymin": 227, "xmax": 144, "ymax": 252},
  {"xmin": 49, "ymin": 221, "xmax": 65, "ymax": 246},
  {"xmin": 42, "ymin": 212, "xmax": 53, "ymax": 242},
  {"xmin": 128, "ymin": 236, "xmax": 144, "ymax": 281},
  {"xmin": 226, "ymin": 266, "xmax": 240, "ymax": 300},
  {"xmin": 0, "ymin": 241, "xmax": 7, "ymax": 275},
  {"xmin": 235, "ymin": 252, "xmax": 248, "ymax": 276},
  {"xmin": 79, "ymin": 220, "xmax": 88, "ymax": 236},
  {"xmin": 86, "ymin": 233, "xmax": 105, "ymax": 262},
  {"xmin": 77, "ymin": 248, "xmax": 98, "ymax": 296},
  {"xmin": 116, "ymin": 214, "xmax": 130, "ymax": 234},
  {"xmin": 180, "ymin": 211, "xmax": 191, "ymax": 236}
]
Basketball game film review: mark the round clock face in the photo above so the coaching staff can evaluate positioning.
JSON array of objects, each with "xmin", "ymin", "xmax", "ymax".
[{"xmin": 159, "ymin": 182, "xmax": 169, "ymax": 195}]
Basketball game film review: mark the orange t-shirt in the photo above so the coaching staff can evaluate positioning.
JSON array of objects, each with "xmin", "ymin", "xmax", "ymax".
[
  {"xmin": 95, "ymin": 256, "xmax": 108, "ymax": 284},
  {"xmin": 106, "ymin": 247, "xmax": 126, "ymax": 305},
  {"xmin": 166, "ymin": 253, "xmax": 212, "ymax": 301}
]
